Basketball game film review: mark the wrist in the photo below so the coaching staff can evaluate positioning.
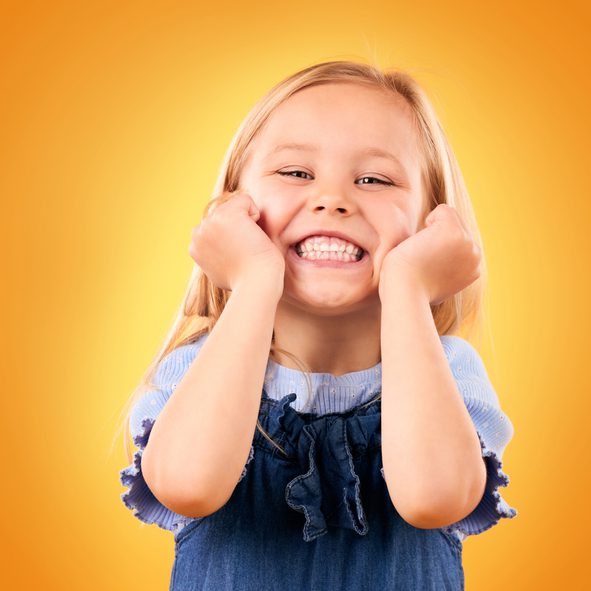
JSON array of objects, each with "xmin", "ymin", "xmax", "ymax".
[
  {"xmin": 233, "ymin": 268, "xmax": 284, "ymax": 302},
  {"xmin": 379, "ymin": 266, "xmax": 431, "ymax": 304}
]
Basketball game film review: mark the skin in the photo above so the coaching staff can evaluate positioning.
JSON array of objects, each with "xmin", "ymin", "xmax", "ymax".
[
  {"xmin": 236, "ymin": 81, "xmax": 486, "ymax": 526},
  {"xmin": 238, "ymin": 81, "xmax": 428, "ymax": 375},
  {"xmin": 172, "ymin": 80, "xmax": 486, "ymax": 526}
]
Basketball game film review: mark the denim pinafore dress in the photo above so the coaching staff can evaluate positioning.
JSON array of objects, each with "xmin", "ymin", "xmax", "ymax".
[{"xmin": 120, "ymin": 334, "xmax": 518, "ymax": 591}]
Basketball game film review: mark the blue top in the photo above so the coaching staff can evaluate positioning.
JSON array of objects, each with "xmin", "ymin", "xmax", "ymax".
[{"xmin": 119, "ymin": 333, "xmax": 517, "ymax": 590}]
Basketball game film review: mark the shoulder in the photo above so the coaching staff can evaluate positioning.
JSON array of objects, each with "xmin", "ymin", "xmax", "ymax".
[
  {"xmin": 439, "ymin": 335, "xmax": 489, "ymax": 379},
  {"xmin": 152, "ymin": 333, "xmax": 209, "ymax": 386},
  {"xmin": 129, "ymin": 333, "xmax": 209, "ymax": 439},
  {"xmin": 439, "ymin": 335, "xmax": 500, "ymax": 407},
  {"xmin": 439, "ymin": 335, "xmax": 482, "ymax": 367}
]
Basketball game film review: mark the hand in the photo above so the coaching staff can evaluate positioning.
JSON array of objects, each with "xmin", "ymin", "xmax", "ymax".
[
  {"xmin": 189, "ymin": 191, "xmax": 285, "ymax": 293},
  {"xmin": 379, "ymin": 204, "xmax": 482, "ymax": 305}
]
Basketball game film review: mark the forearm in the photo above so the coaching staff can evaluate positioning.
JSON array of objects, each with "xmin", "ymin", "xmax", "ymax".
[
  {"xmin": 142, "ymin": 275, "xmax": 282, "ymax": 516},
  {"xmin": 380, "ymin": 273, "xmax": 486, "ymax": 528}
]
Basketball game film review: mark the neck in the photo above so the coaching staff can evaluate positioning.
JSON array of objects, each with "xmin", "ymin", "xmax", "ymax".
[{"xmin": 271, "ymin": 296, "xmax": 382, "ymax": 377}]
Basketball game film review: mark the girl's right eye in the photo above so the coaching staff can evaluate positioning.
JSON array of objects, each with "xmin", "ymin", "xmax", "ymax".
[{"xmin": 277, "ymin": 170, "xmax": 312, "ymax": 180}]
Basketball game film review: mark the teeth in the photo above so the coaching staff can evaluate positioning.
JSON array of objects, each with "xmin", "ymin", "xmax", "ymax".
[
  {"xmin": 295, "ymin": 248, "xmax": 362, "ymax": 262},
  {"xmin": 294, "ymin": 241, "xmax": 364, "ymax": 262},
  {"xmin": 295, "ymin": 235, "xmax": 363, "ymax": 258}
]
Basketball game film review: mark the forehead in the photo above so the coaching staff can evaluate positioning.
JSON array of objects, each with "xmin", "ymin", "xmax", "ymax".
[{"xmin": 250, "ymin": 81, "xmax": 420, "ymax": 167}]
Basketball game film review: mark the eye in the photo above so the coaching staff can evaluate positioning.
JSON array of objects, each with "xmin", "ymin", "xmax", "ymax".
[
  {"xmin": 357, "ymin": 176, "xmax": 395, "ymax": 186},
  {"xmin": 277, "ymin": 170, "xmax": 312, "ymax": 180}
]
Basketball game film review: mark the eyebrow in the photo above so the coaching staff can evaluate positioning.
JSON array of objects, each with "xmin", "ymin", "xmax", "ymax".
[{"xmin": 266, "ymin": 142, "xmax": 407, "ymax": 171}]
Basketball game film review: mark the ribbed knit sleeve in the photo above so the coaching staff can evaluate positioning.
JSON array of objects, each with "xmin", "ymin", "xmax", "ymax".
[
  {"xmin": 440, "ymin": 335, "xmax": 518, "ymax": 541},
  {"xmin": 119, "ymin": 334, "xmax": 256, "ymax": 536}
]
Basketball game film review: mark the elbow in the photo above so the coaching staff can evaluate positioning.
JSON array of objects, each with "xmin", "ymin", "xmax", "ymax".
[
  {"xmin": 400, "ymin": 501, "xmax": 467, "ymax": 530},
  {"xmin": 387, "ymin": 465, "xmax": 487, "ymax": 530},
  {"xmin": 396, "ymin": 493, "xmax": 470, "ymax": 530},
  {"xmin": 154, "ymin": 487, "xmax": 229, "ymax": 519},
  {"xmin": 146, "ymin": 473, "xmax": 231, "ymax": 519},
  {"xmin": 141, "ymin": 448, "xmax": 231, "ymax": 518}
]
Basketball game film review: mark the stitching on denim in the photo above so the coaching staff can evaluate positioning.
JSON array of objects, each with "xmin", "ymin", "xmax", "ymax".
[
  {"xmin": 174, "ymin": 517, "xmax": 206, "ymax": 549},
  {"xmin": 342, "ymin": 418, "xmax": 369, "ymax": 535},
  {"xmin": 237, "ymin": 444, "xmax": 255, "ymax": 483},
  {"xmin": 440, "ymin": 527, "xmax": 463, "ymax": 555},
  {"xmin": 284, "ymin": 425, "xmax": 328, "ymax": 541}
]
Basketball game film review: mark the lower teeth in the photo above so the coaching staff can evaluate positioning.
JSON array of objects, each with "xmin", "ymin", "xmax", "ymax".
[{"xmin": 296, "ymin": 249, "xmax": 362, "ymax": 262}]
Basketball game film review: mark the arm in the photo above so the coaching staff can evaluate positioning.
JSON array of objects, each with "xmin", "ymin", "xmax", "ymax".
[
  {"xmin": 380, "ymin": 272, "xmax": 487, "ymax": 529},
  {"xmin": 141, "ymin": 274, "xmax": 282, "ymax": 518}
]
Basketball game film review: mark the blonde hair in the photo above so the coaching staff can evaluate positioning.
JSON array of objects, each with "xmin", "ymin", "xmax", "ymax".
[{"xmin": 115, "ymin": 59, "xmax": 490, "ymax": 464}]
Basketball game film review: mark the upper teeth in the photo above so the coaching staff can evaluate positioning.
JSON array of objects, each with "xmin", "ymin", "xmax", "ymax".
[{"xmin": 295, "ymin": 235, "xmax": 363, "ymax": 256}]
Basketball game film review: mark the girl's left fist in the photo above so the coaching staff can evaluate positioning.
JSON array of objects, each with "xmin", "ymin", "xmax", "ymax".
[{"xmin": 379, "ymin": 204, "xmax": 482, "ymax": 305}]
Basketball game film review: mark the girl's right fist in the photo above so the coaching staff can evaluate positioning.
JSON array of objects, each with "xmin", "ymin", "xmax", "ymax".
[{"xmin": 189, "ymin": 192, "xmax": 285, "ymax": 293}]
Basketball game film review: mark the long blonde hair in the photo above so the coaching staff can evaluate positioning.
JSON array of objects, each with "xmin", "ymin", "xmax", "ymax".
[{"xmin": 115, "ymin": 59, "xmax": 490, "ymax": 464}]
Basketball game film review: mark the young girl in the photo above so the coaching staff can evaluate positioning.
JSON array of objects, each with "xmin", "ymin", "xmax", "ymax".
[{"xmin": 119, "ymin": 60, "xmax": 517, "ymax": 590}]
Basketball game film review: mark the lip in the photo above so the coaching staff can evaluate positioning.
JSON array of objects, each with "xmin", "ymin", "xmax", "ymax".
[
  {"xmin": 288, "ymin": 245, "xmax": 369, "ymax": 269},
  {"xmin": 291, "ymin": 229, "xmax": 365, "ymax": 252}
]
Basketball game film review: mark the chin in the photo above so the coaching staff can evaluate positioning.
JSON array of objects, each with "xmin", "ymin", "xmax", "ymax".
[{"xmin": 280, "ymin": 287, "xmax": 376, "ymax": 316}]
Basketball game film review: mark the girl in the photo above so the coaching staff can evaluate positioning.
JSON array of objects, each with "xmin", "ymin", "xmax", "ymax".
[{"xmin": 119, "ymin": 60, "xmax": 517, "ymax": 590}]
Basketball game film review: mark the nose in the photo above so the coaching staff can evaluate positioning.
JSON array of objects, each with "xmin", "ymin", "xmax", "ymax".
[{"xmin": 307, "ymin": 188, "xmax": 357, "ymax": 216}]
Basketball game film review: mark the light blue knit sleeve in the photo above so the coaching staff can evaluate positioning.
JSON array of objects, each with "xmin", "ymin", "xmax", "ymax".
[
  {"xmin": 440, "ymin": 335, "xmax": 518, "ymax": 541},
  {"xmin": 118, "ymin": 334, "xmax": 255, "ymax": 536}
]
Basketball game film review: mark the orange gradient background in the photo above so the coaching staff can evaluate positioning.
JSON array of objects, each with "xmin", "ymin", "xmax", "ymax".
[{"xmin": 2, "ymin": 0, "xmax": 589, "ymax": 589}]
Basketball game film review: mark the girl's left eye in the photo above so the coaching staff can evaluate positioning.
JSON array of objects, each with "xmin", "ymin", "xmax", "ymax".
[
  {"xmin": 276, "ymin": 170, "xmax": 394, "ymax": 186},
  {"xmin": 357, "ymin": 176, "xmax": 394, "ymax": 186}
]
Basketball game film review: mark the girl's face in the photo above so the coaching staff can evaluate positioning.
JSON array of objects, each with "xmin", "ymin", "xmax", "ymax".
[{"xmin": 239, "ymin": 81, "xmax": 426, "ymax": 313}]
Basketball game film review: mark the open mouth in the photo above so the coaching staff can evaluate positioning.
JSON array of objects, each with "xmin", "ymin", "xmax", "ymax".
[
  {"xmin": 293, "ymin": 243, "xmax": 365, "ymax": 262},
  {"xmin": 289, "ymin": 241, "xmax": 368, "ymax": 267}
]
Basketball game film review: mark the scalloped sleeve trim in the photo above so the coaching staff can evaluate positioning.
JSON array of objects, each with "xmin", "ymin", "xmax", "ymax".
[
  {"xmin": 445, "ymin": 399, "xmax": 518, "ymax": 540},
  {"xmin": 440, "ymin": 336, "xmax": 518, "ymax": 540},
  {"xmin": 119, "ymin": 414, "xmax": 200, "ymax": 535},
  {"xmin": 119, "ymin": 339, "xmax": 256, "ymax": 535},
  {"xmin": 119, "ymin": 413, "xmax": 256, "ymax": 534}
]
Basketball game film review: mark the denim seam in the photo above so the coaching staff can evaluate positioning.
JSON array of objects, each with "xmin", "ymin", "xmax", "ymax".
[{"xmin": 439, "ymin": 527, "xmax": 463, "ymax": 555}]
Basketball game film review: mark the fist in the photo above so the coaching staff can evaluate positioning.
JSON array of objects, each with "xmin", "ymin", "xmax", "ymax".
[
  {"xmin": 379, "ymin": 204, "xmax": 482, "ymax": 305},
  {"xmin": 189, "ymin": 191, "xmax": 285, "ymax": 293}
]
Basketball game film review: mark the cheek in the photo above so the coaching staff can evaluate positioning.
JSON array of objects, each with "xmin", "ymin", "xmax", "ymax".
[
  {"xmin": 372, "ymin": 202, "xmax": 409, "ymax": 239},
  {"xmin": 389, "ymin": 200, "xmax": 421, "ymax": 236},
  {"xmin": 254, "ymin": 195, "xmax": 295, "ymax": 238},
  {"xmin": 401, "ymin": 216, "xmax": 418, "ymax": 236}
]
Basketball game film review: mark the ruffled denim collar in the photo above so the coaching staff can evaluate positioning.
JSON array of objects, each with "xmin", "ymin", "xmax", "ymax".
[
  {"xmin": 256, "ymin": 389, "xmax": 385, "ymax": 542},
  {"xmin": 263, "ymin": 356, "xmax": 382, "ymax": 415}
]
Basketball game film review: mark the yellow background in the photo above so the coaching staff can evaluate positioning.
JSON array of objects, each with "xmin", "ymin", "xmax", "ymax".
[{"xmin": 2, "ymin": 0, "xmax": 589, "ymax": 588}]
